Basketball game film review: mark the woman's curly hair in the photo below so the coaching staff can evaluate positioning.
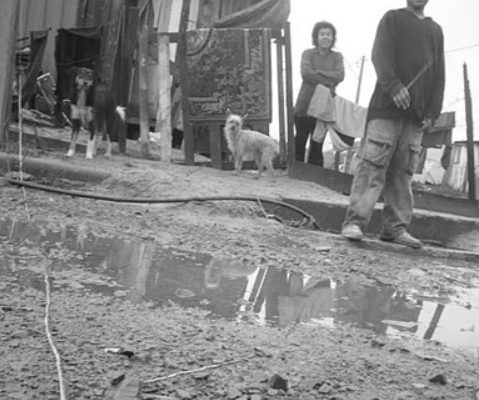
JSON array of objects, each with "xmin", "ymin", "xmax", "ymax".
[{"xmin": 312, "ymin": 21, "xmax": 337, "ymax": 48}]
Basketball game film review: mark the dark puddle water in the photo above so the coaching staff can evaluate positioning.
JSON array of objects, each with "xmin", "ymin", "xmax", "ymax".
[{"xmin": 1, "ymin": 218, "xmax": 478, "ymax": 353}]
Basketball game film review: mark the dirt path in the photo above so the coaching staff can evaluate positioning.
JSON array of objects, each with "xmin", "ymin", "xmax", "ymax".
[{"xmin": 1, "ymin": 144, "xmax": 479, "ymax": 399}]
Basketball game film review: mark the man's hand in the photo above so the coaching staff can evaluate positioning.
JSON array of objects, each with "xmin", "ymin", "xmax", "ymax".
[{"xmin": 392, "ymin": 87, "xmax": 410, "ymax": 110}]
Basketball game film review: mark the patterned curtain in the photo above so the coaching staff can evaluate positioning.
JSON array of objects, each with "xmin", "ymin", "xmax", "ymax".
[{"xmin": 186, "ymin": 28, "xmax": 271, "ymax": 121}]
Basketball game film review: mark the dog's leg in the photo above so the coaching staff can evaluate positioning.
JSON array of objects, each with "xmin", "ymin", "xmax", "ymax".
[
  {"xmin": 94, "ymin": 120, "xmax": 104, "ymax": 157},
  {"xmin": 255, "ymin": 151, "xmax": 264, "ymax": 179},
  {"xmin": 66, "ymin": 120, "xmax": 81, "ymax": 157},
  {"xmin": 86, "ymin": 138, "xmax": 95, "ymax": 159},
  {"xmin": 86, "ymin": 124, "xmax": 95, "ymax": 159},
  {"xmin": 101, "ymin": 120, "xmax": 112, "ymax": 157},
  {"xmin": 95, "ymin": 134, "xmax": 101, "ymax": 156},
  {"xmin": 233, "ymin": 152, "xmax": 240, "ymax": 175},
  {"xmin": 105, "ymin": 133, "xmax": 112, "ymax": 157},
  {"xmin": 264, "ymin": 152, "xmax": 275, "ymax": 177},
  {"xmin": 265, "ymin": 160, "xmax": 275, "ymax": 177},
  {"xmin": 93, "ymin": 121, "xmax": 101, "ymax": 157},
  {"xmin": 236, "ymin": 153, "xmax": 244, "ymax": 175}
]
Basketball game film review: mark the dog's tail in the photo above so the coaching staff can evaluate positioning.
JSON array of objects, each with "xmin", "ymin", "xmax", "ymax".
[{"xmin": 115, "ymin": 106, "xmax": 126, "ymax": 121}]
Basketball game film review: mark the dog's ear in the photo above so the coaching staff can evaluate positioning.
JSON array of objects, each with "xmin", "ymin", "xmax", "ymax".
[
  {"xmin": 226, "ymin": 108, "xmax": 232, "ymax": 117},
  {"xmin": 241, "ymin": 113, "xmax": 248, "ymax": 122}
]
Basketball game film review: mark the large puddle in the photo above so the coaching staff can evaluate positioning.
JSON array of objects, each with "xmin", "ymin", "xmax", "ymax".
[{"xmin": 1, "ymin": 218, "xmax": 478, "ymax": 353}]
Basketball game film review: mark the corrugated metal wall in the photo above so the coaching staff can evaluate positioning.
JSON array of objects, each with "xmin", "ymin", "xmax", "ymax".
[
  {"xmin": 18, "ymin": 0, "xmax": 80, "ymax": 79},
  {"xmin": 76, "ymin": 0, "xmax": 126, "ymax": 27},
  {"xmin": 16, "ymin": 0, "xmax": 263, "ymax": 83}
]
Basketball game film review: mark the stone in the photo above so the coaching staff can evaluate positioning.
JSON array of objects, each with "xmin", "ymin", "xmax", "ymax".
[
  {"xmin": 111, "ymin": 374, "xmax": 125, "ymax": 386},
  {"xmin": 412, "ymin": 383, "xmax": 427, "ymax": 390},
  {"xmin": 370, "ymin": 338, "xmax": 386, "ymax": 348},
  {"xmin": 268, "ymin": 374, "xmax": 288, "ymax": 392},
  {"xmin": 175, "ymin": 389, "xmax": 193, "ymax": 399},
  {"xmin": 318, "ymin": 383, "xmax": 332, "ymax": 394},
  {"xmin": 429, "ymin": 373, "xmax": 447, "ymax": 385},
  {"xmin": 10, "ymin": 330, "xmax": 29, "ymax": 339},
  {"xmin": 227, "ymin": 388, "xmax": 243, "ymax": 399},
  {"xmin": 395, "ymin": 391, "xmax": 416, "ymax": 399},
  {"xmin": 193, "ymin": 371, "xmax": 210, "ymax": 380}
]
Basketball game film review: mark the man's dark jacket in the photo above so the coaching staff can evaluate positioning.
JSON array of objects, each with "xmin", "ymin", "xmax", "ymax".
[{"xmin": 367, "ymin": 8, "xmax": 445, "ymax": 123}]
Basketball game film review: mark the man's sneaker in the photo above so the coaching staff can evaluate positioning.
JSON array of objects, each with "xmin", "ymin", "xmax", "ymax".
[
  {"xmin": 341, "ymin": 224, "xmax": 363, "ymax": 241},
  {"xmin": 380, "ymin": 231, "xmax": 422, "ymax": 249}
]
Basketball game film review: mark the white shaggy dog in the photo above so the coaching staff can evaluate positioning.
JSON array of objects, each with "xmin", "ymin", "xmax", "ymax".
[{"xmin": 223, "ymin": 110, "xmax": 279, "ymax": 178}]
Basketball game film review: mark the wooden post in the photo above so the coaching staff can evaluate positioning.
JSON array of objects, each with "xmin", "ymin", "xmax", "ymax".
[
  {"xmin": 355, "ymin": 56, "xmax": 366, "ymax": 104},
  {"xmin": 423, "ymin": 304, "xmax": 445, "ymax": 340},
  {"xmin": 276, "ymin": 35, "xmax": 286, "ymax": 164},
  {"xmin": 463, "ymin": 63, "xmax": 476, "ymax": 201},
  {"xmin": 0, "ymin": 0, "xmax": 19, "ymax": 147},
  {"xmin": 100, "ymin": 3, "xmax": 123, "ymax": 87},
  {"xmin": 155, "ymin": 33, "xmax": 172, "ymax": 162},
  {"xmin": 138, "ymin": 21, "xmax": 150, "ymax": 158},
  {"xmin": 209, "ymin": 125, "xmax": 223, "ymax": 169},
  {"xmin": 118, "ymin": 6, "xmax": 139, "ymax": 153},
  {"xmin": 344, "ymin": 55, "xmax": 365, "ymax": 174},
  {"xmin": 284, "ymin": 22, "xmax": 295, "ymax": 168},
  {"xmin": 178, "ymin": 0, "xmax": 195, "ymax": 165}
]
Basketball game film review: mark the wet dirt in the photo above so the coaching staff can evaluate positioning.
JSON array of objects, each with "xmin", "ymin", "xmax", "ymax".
[
  {"xmin": 1, "ymin": 148, "xmax": 479, "ymax": 399},
  {"xmin": 2, "ymin": 217, "xmax": 478, "ymax": 357}
]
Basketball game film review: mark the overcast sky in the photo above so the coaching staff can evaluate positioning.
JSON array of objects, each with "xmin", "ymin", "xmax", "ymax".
[{"xmin": 289, "ymin": 0, "xmax": 479, "ymax": 141}]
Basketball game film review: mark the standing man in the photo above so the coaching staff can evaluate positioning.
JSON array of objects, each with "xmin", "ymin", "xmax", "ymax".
[{"xmin": 341, "ymin": 0, "xmax": 445, "ymax": 248}]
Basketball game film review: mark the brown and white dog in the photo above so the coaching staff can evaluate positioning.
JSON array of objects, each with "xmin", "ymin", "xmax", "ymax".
[
  {"xmin": 64, "ymin": 67, "xmax": 125, "ymax": 159},
  {"xmin": 223, "ymin": 109, "xmax": 279, "ymax": 178}
]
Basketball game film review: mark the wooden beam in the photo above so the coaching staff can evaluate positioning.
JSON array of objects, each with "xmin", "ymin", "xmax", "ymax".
[
  {"xmin": 344, "ymin": 55, "xmax": 366, "ymax": 174},
  {"xmin": 463, "ymin": 62, "xmax": 477, "ymax": 201},
  {"xmin": 100, "ymin": 2, "xmax": 123, "ymax": 88},
  {"xmin": 138, "ymin": 20, "xmax": 150, "ymax": 158},
  {"xmin": 178, "ymin": 0, "xmax": 195, "ymax": 165},
  {"xmin": 275, "ymin": 35, "xmax": 286, "ymax": 164},
  {"xmin": 284, "ymin": 22, "xmax": 296, "ymax": 168},
  {"xmin": 209, "ymin": 125, "xmax": 223, "ymax": 169},
  {"xmin": 150, "ymin": 28, "xmax": 284, "ymax": 43},
  {"xmin": 155, "ymin": 33, "xmax": 172, "ymax": 162},
  {"xmin": 178, "ymin": 32, "xmax": 194, "ymax": 165},
  {"xmin": 0, "ymin": 0, "xmax": 19, "ymax": 147},
  {"xmin": 118, "ymin": 6, "xmax": 140, "ymax": 153}
]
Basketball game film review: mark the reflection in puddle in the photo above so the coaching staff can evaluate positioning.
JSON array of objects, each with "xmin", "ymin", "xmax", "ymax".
[{"xmin": 1, "ymin": 218, "xmax": 478, "ymax": 353}]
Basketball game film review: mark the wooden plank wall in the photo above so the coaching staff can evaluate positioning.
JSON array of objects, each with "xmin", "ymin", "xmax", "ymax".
[
  {"xmin": 0, "ymin": 0, "xmax": 20, "ymax": 146},
  {"xmin": 154, "ymin": 0, "xmax": 173, "ymax": 31}
]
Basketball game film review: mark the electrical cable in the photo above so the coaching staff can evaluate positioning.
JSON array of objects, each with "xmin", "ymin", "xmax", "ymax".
[
  {"xmin": 6, "ymin": 179, "xmax": 320, "ymax": 229},
  {"xmin": 445, "ymin": 43, "xmax": 479, "ymax": 54}
]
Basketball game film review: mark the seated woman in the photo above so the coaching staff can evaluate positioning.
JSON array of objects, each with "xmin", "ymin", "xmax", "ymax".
[{"xmin": 293, "ymin": 21, "xmax": 345, "ymax": 166}]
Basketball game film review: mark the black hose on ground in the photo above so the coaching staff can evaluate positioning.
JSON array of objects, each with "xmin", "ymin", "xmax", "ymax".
[{"xmin": 6, "ymin": 178, "xmax": 320, "ymax": 230}]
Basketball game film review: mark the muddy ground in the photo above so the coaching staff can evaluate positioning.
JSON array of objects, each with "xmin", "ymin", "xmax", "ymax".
[{"xmin": 1, "ymin": 135, "xmax": 479, "ymax": 400}]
